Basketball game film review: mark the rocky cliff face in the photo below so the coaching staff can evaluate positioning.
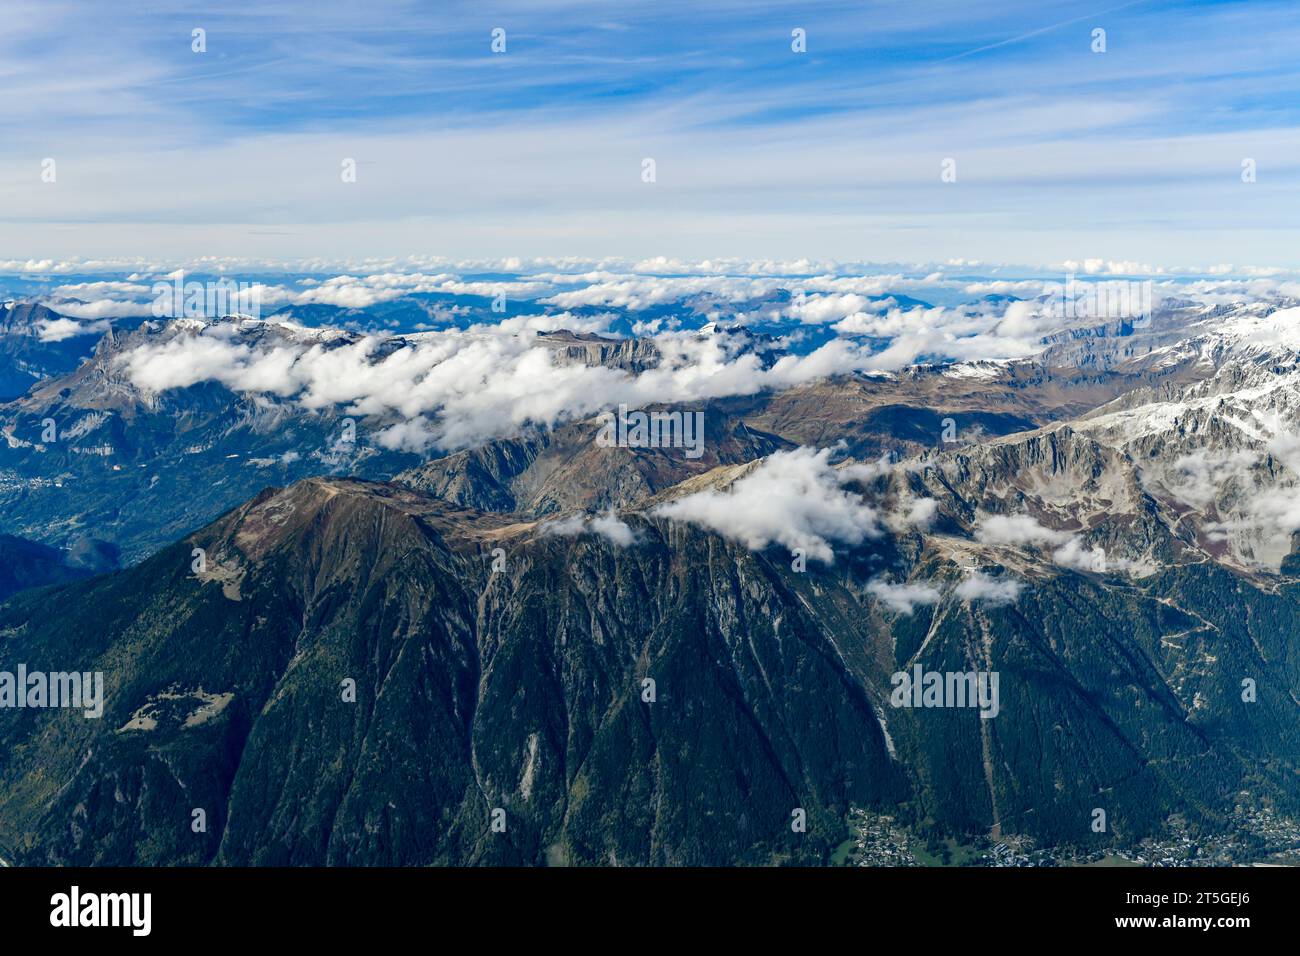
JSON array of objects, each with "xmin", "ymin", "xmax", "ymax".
[
  {"xmin": 1, "ymin": 471, "xmax": 1294, "ymax": 865},
  {"xmin": 397, "ymin": 405, "xmax": 793, "ymax": 515},
  {"xmin": 0, "ymin": 303, "xmax": 106, "ymax": 401},
  {"xmin": 0, "ymin": 479, "xmax": 902, "ymax": 864}
]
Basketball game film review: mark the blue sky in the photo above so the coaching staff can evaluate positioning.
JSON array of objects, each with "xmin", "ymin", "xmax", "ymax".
[{"xmin": 2, "ymin": 0, "xmax": 1299, "ymax": 268}]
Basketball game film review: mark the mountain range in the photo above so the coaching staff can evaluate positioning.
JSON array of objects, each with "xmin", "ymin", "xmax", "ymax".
[{"xmin": 0, "ymin": 289, "xmax": 1297, "ymax": 866}]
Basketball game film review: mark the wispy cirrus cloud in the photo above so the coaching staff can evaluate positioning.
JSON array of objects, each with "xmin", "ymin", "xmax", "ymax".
[{"xmin": 3, "ymin": 1, "xmax": 1300, "ymax": 264}]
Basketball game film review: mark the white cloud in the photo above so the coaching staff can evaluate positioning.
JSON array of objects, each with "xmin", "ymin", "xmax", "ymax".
[
  {"xmin": 1195, "ymin": 440, "xmax": 1300, "ymax": 562},
  {"xmin": 542, "ymin": 275, "xmax": 776, "ymax": 310},
  {"xmin": 866, "ymin": 578, "xmax": 941, "ymax": 615},
  {"xmin": 653, "ymin": 447, "xmax": 882, "ymax": 563},
  {"xmin": 35, "ymin": 316, "xmax": 112, "ymax": 341},
  {"xmin": 544, "ymin": 511, "xmax": 637, "ymax": 547},
  {"xmin": 783, "ymin": 292, "xmax": 881, "ymax": 325},
  {"xmin": 975, "ymin": 512, "xmax": 1139, "ymax": 575},
  {"xmin": 1162, "ymin": 448, "xmax": 1258, "ymax": 510},
  {"xmin": 832, "ymin": 302, "xmax": 1048, "ymax": 368},
  {"xmin": 374, "ymin": 417, "xmax": 438, "ymax": 453},
  {"xmin": 1050, "ymin": 538, "xmax": 1115, "ymax": 573},
  {"xmin": 975, "ymin": 513, "xmax": 1072, "ymax": 547},
  {"xmin": 486, "ymin": 311, "xmax": 616, "ymax": 335},
  {"xmin": 41, "ymin": 297, "xmax": 151, "ymax": 320},
  {"xmin": 954, "ymin": 572, "xmax": 1022, "ymax": 606},
  {"xmin": 112, "ymin": 318, "xmax": 942, "ymax": 452},
  {"xmin": 901, "ymin": 497, "xmax": 938, "ymax": 529},
  {"xmin": 50, "ymin": 280, "xmax": 152, "ymax": 298}
]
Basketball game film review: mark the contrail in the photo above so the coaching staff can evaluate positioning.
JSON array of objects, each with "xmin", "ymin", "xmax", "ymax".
[{"xmin": 938, "ymin": 0, "xmax": 1155, "ymax": 63}]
